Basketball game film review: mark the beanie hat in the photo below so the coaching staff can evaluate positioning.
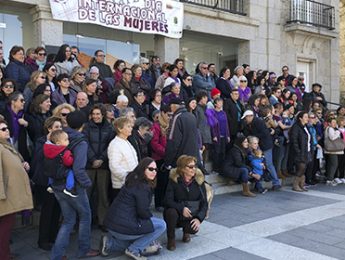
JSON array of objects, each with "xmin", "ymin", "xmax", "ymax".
[
  {"xmin": 211, "ymin": 88, "xmax": 221, "ymax": 98},
  {"xmin": 66, "ymin": 111, "xmax": 87, "ymax": 129}
]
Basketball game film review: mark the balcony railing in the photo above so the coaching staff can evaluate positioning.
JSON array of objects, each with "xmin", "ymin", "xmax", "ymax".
[
  {"xmin": 287, "ymin": 0, "xmax": 335, "ymax": 30},
  {"xmin": 180, "ymin": 0, "xmax": 246, "ymax": 16}
]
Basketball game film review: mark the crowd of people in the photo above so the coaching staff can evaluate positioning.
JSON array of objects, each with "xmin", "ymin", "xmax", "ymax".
[{"xmin": 0, "ymin": 40, "xmax": 344, "ymax": 260}]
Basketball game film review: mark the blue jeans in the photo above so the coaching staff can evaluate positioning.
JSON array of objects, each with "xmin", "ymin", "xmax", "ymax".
[
  {"xmin": 238, "ymin": 167, "xmax": 250, "ymax": 183},
  {"xmin": 106, "ymin": 217, "xmax": 166, "ymax": 254},
  {"xmin": 264, "ymin": 149, "xmax": 281, "ymax": 186},
  {"xmin": 51, "ymin": 187, "xmax": 92, "ymax": 260}
]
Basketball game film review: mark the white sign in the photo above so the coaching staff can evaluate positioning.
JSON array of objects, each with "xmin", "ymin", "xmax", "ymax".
[{"xmin": 49, "ymin": 0, "xmax": 184, "ymax": 39}]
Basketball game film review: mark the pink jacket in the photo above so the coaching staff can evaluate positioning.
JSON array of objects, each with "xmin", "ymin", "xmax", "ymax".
[{"xmin": 150, "ymin": 122, "xmax": 167, "ymax": 161}]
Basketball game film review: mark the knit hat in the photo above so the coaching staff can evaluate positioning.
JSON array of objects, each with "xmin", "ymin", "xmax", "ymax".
[
  {"xmin": 211, "ymin": 88, "xmax": 221, "ymax": 98},
  {"xmin": 116, "ymin": 94, "xmax": 129, "ymax": 103},
  {"xmin": 66, "ymin": 111, "xmax": 87, "ymax": 129},
  {"xmin": 169, "ymin": 97, "xmax": 184, "ymax": 106}
]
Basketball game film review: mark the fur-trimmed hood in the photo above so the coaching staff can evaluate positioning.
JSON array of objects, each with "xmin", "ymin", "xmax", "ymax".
[{"xmin": 169, "ymin": 168, "xmax": 205, "ymax": 185}]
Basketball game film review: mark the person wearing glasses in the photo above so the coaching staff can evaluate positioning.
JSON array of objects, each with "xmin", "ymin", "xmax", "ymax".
[
  {"xmin": 54, "ymin": 44, "xmax": 80, "ymax": 76},
  {"xmin": 5, "ymin": 46, "xmax": 31, "ymax": 92},
  {"xmin": 101, "ymin": 157, "xmax": 166, "ymax": 259},
  {"xmin": 52, "ymin": 73, "xmax": 78, "ymax": 107},
  {"xmin": 24, "ymin": 47, "xmax": 39, "ymax": 74},
  {"xmin": 0, "ymin": 118, "xmax": 33, "ymax": 260},
  {"xmin": 164, "ymin": 155, "xmax": 207, "ymax": 251},
  {"xmin": 180, "ymin": 73, "xmax": 194, "ymax": 102},
  {"xmin": 43, "ymin": 63, "xmax": 57, "ymax": 92},
  {"xmin": 130, "ymin": 64, "xmax": 151, "ymax": 96},
  {"xmin": 70, "ymin": 67, "xmax": 87, "ymax": 92},
  {"xmin": 35, "ymin": 47, "xmax": 47, "ymax": 71},
  {"xmin": 113, "ymin": 67, "xmax": 134, "ymax": 105},
  {"xmin": 238, "ymin": 75, "xmax": 251, "ymax": 104},
  {"xmin": 229, "ymin": 65, "xmax": 244, "ymax": 89},
  {"xmin": 89, "ymin": 50, "xmax": 112, "ymax": 79},
  {"xmin": 277, "ymin": 65, "xmax": 294, "ymax": 88},
  {"xmin": 269, "ymin": 87, "xmax": 282, "ymax": 106},
  {"xmin": 0, "ymin": 79, "xmax": 16, "ymax": 110},
  {"xmin": 0, "ymin": 91, "xmax": 30, "ymax": 161},
  {"xmin": 192, "ymin": 62, "xmax": 214, "ymax": 99},
  {"xmin": 52, "ymin": 103, "xmax": 75, "ymax": 127},
  {"xmin": 23, "ymin": 70, "xmax": 47, "ymax": 111}
]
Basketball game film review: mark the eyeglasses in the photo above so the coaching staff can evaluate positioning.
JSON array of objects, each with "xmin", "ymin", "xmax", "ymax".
[
  {"xmin": 201, "ymin": 67, "xmax": 208, "ymax": 70},
  {"xmin": 50, "ymin": 68, "xmax": 56, "ymax": 72},
  {"xmin": 18, "ymin": 98, "xmax": 25, "ymax": 103},
  {"xmin": 38, "ymin": 52, "xmax": 46, "ymax": 56},
  {"xmin": 61, "ymin": 78, "xmax": 69, "ymax": 82},
  {"xmin": 186, "ymin": 164, "xmax": 196, "ymax": 169},
  {"xmin": 97, "ymin": 54, "xmax": 105, "ymax": 57},
  {"xmin": 3, "ymin": 84, "xmax": 14, "ymax": 88},
  {"xmin": 40, "ymin": 76, "xmax": 46, "ymax": 80},
  {"xmin": 0, "ymin": 127, "xmax": 8, "ymax": 132},
  {"xmin": 78, "ymin": 73, "xmax": 86, "ymax": 76},
  {"xmin": 143, "ymin": 63, "xmax": 149, "ymax": 65},
  {"xmin": 124, "ymin": 72, "xmax": 132, "ymax": 76},
  {"xmin": 240, "ymin": 80, "xmax": 247, "ymax": 83},
  {"xmin": 147, "ymin": 167, "xmax": 158, "ymax": 172},
  {"xmin": 186, "ymin": 78, "xmax": 192, "ymax": 81},
  {"xmin": 61, "ymin": 113, "xmax": 70, "ymax": 117},
  {"xmin": 309, "ymin": 116, "xmax": 316, "ymax": 119}
]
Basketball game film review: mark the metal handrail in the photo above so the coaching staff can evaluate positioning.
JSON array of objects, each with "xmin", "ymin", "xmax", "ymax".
[
  {"xmin": 287, "ymin": 0, "xmax": 335, "ymax": 30},
  {"xmin": 180, "ymin": 0, "xmax": 246, "ymax": 16}
]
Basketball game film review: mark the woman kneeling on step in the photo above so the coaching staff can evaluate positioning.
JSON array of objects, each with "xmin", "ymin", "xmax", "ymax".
[
  {"xmin": 100, "ymin": 158, "xmax": 166, "ymax": 260},
  {"xmin": 164, "ymin": 155, "xmax": 208, "ymax": 251}
]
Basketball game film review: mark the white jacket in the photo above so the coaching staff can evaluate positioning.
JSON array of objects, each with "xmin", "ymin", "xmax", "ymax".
[{"xmin": 108, "ymin": 136, "xmax": 138, "ymax": 189}]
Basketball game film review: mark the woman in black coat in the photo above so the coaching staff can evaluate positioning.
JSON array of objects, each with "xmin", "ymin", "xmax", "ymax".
[
  {"xmin": 31, "ymin": 116, "xmax": 63, "ymax": 251},
  {"xmin": 164, "ymin": 155, "xmax": 208, "ymax": 251},
  {"xmin": 288, "ymin": 111, "xmax": 311, "ymax": 192},
  {"xmin": 216, "ymin": 67, "xmax": 232, "ymax": 99},
  {"xmin": 222, "ymin": 135, "xmax": 256, "ymax": 197},
  {"xmin": 82, "ymin": 104, "xmax": 115, "ymax": 228},
  {"xmin": 102, "ymin": 158, "xmax": 166, "ymax": 258}
]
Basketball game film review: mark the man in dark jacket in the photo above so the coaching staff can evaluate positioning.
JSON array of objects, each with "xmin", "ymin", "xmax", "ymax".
[
  {"xmin": 51, "ymin": 111, "xmax": 99, "ymax": 259},
  {"xmin": 90, "ymin": 50, "xmax": 113, "ymax": 79},
  {"xmin": 165, "ymin": 99, "xmax": 199, "ymax": 168},
  {"xmin": 241, "ymin": 110, "xmax": 282, "ymax": 190},
  {"xmin": 83, "ymin": 105, "xmax": 115, "ymax": 228},
  {"xmin": 223, "ymin": 88, "xmax": 244, "ymax": 146}
]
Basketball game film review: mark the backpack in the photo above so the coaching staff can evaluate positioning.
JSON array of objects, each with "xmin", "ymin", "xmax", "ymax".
[{"xmin": 43, "ymin": 137, "xmax": 87, "ymax": 180}]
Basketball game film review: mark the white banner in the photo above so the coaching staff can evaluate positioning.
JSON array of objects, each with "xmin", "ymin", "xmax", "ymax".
[{"xmin": 49, "ymin": 0, "xmax": 184, "ymax": 39}]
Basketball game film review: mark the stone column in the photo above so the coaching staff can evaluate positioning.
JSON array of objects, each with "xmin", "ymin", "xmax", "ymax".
[
  {"xmin": 340, "ymin": 0, "xmax": 345, "ymax": 102},
  {"xmin": 154, "ymin": 35, "xmax": 179, "ymax": 63},
  {"xmin": 31, "ymin": 5, "xmax": 63, "ymax": 48}
]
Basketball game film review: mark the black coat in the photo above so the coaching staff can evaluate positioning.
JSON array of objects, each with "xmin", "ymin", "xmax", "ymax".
[
  {"xmin": 164, "ymin": 168, "xmax": 207, "ymax": 222},
  {"xmin": 242, "ymin": 117, "xmax": 273, "ymax": 151},
  {"xmin": 165, "ymin": 107, "xmax": 199, "ymax": 167},
  {"xmin": 31, "ymin": 136, "xmax": 48, "ymax": 186},
  {"xmin": 288, "ymin": 121, "xmax": 310, "ymax": 165},
  {"xmin": 104, "ymin": 183, "xmax": 154, "ymax": 235},
  {"xmin": 130, "ymin": 101, "xmax": 149, "ymax": 119},
  {"xmin": 216, "ymin": 78, "xmax": 231, "ymax": 99},
  {"xmin": 222, "ymin": 145, "xmax": 251, "ymax": 180},
  {"xmin": 82, "ymin": 120, "xmax": 115, "ymax": 169},
  {"xmin": 128, "ymin": 130, "xmax": 149, "ymax": 162},
  {"xmin": 26, "ymin": 112, "xmax": 52, "ymax": 144},
  {"xmin": 224, "ymin": 98, "xmax": 244, "ymax": 137}
]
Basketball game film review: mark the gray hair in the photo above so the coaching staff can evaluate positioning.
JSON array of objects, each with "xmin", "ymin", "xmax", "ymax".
[
  {"xmin": 247, "ymin": 135, "xmax": 259, "ymax": 144},
  {"xmin": 119, "ymin": 107, "xmax": 134, "ymax": 117}
]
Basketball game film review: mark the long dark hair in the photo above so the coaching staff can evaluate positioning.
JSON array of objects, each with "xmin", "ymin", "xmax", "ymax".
[
  {"xmin": 54, "ymin": 44, "xmax": 72, "ymax": 63},
  {"xmin": 125, "ymin": 157, "xmax": 156, "ymax": 188}
]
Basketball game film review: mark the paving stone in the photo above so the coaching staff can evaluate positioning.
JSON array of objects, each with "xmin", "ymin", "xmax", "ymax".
[{"xmin": 192, "ymin": 247, "xmax": 268, "ymax": 260}]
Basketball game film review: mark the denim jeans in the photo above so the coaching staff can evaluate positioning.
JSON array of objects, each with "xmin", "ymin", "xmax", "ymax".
[
  {"xmin": 106, "ymin": 217, "xmax": 166, "ymax": 254},
  {"xmin": 51, "ymin": 187, "xmax": 92, "ymax": 260},
  {"xmin": 273, "ymin": 139, "xmax": 286, "ymax": 174},
  {"xmin": 264, "ymin": 148, "xmax": 281, "ymax": 186},
  {"xmin": 66, "ymin": 169, "xmax": 75, "ymax": 190}
]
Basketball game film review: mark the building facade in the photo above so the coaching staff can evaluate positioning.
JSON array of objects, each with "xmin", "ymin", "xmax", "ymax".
[{"xmin": 0, "ymin": 0, "xmax": 340, "ymax": 104}]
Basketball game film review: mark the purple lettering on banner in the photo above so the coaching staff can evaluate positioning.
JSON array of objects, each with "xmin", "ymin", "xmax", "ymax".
[
  {"xmin": 151, "ymin": 21, "xmax": 158, "ymax": 31},
  {"xmin": 123, "ymin": 16, "xmax": 132, "ymax": 27},
  {"xmin": 78, "ymin": 8, "xmax": 88, "ymax": 20}
]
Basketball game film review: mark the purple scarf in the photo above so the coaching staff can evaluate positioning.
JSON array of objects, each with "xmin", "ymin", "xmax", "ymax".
[{"xmin": 8, "ymin": 105, "xmax": 23, "ymax": 143}]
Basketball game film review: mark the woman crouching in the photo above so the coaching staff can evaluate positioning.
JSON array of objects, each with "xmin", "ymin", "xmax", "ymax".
[
  {"xmin": 164, "ymin": 155, "xmax": 208, "ymax": 251},
  {"xmin": 100, "ymin": 158, "xmax": 166, "ymax": 259}
]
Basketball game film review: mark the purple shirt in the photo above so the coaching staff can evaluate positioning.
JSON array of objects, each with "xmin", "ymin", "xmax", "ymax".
[{"xmin": 238, "ymin": 87, "xmax": 251, "ymax": 103}]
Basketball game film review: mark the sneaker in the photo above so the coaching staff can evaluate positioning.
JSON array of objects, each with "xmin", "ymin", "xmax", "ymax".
[
  {"xmin": 99, "ymin": 235, "xmax": 109, "ymax": 256},
  {"xmin": 46, "ymin": 186, "xmax": 54, "ymax": 193},
  {"xmin": 326, "ymin": 180, "xmax": 338, "ymax": 186},
  {"xmin": 260, "ymin": 188, "xmax": 268, "ymax": 194},
  {"xmin": 334, "ymin": 178, "xmax": 342, "ymax": 184},
  {"xmin": 141, "ymin": 241, "xmax": 162, "ymax": 256},
  {"xmin": 125, "ymin": 249, "xmax": 147, "ymax": 260},
  {"xmin": 63, "ymin": 188, "xmax": 78, "ymax": 198},
  {"xmin": 341, "ymin": 178, "xmax": 345, "ymax": 183}
]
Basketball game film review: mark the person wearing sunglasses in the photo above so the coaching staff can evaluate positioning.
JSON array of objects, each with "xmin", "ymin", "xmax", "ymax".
[
  {"xmin": 0, "ymin": 79, "xmax": 16, "ymax": 110},
  {"xmin": 164, "ymin": 155, "xmax": 208, "ymax": 251},
  {"xmin": 70, "ymin": 67, "xmax": 87, "ymax": 93},
  {"xmin": 0, "ymin": 118, "xmax": 33, "ymax": 260},
  {"xmin": 180, "ymin": 73, "xmax": 194, "ymax": 102},
  {"xmin": 89, "ymin": 50, "xmax": 113, "ymax": 79},
  {"xmin": 0, "ymin": 91, "xmax": 30, "ymax": 161},
  {"xmin": 192, "ymin": 62, "xmax": 214, "ymax": 100},
  {"xmin": 35, "ymin": 46, "xmax": 47, "ymax": 71},
  {"xmin": 43, "ymin": 63, "xmax": 57, "ymax": 92},
  {"xmin": 52, "ymin": 73, "xmax": 78, "ymax": 107},
  {"xmin": 23, "ymin": 70, "xmax": 47, "ymax": 112},
  {"xmin": 101, "ymin": 157, "xmax": 165, "ymax": 259}
]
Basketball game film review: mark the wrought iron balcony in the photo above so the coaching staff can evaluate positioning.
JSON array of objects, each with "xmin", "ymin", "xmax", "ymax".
[
  {"xmin": 287, "ymin": 0, "xmax": 335, "ymax": 30},
  {"xmin": 180, "ymin": 0, "xmax": 246, "ymax": 16}
]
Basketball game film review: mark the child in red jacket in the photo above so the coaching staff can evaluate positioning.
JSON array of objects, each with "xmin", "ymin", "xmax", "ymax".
[{"xmin": 43, "ymin": 130, "xmax": 77, "ymax": 197}]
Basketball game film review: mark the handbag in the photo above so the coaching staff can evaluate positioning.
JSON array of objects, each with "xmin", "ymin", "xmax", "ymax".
[{"xmin": 324, "ymin": 127, "xmax": 345, "ymax": 152}]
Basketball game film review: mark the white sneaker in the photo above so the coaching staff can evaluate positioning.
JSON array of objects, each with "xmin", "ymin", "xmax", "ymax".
[
  {"xmin": 47, "ymin": 187, "xmax": 54, "ymax": 193},
  {"xmin": 326, "ymin": 180, "xmax": 338, "ymax": 186},
  {"xmin": 341, "ymin": 178, "xmax": 345, "ymax": 183},
  {"xmin": 334, "ymin": 178, "xmax": 342, "ymax": 184}
]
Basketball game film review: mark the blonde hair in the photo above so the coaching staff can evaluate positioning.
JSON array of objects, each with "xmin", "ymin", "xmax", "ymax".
[
  {"xmin": 176, "ymin": 155, "xmax": 197, "ymax": 175},
  {"xmin": 52, "ymin": 103, "xmax": 75, "ymax": 117},
  {"xmin": 114, "ymin": 116, "xmax": 131, "ymax": 134},
  {"xmin": 28, "ymin": 71, "xmax": 47, "ymax": 91},
  {"xmin": 71, "ymin": 67, "xmax": 87, "ymax": 80}
]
